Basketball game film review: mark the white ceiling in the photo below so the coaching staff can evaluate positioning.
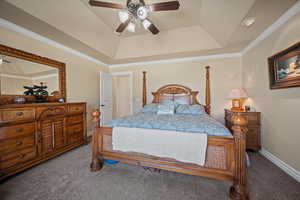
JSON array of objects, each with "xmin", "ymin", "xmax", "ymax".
[{"xmin": 3, "ymin": 0, "xmax": 299, "ymax": 64}]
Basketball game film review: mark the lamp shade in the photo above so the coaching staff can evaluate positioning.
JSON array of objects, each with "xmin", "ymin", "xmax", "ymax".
[{"xmin": 227, "ymin": 88, "xmax": 248, "ymax": 99}]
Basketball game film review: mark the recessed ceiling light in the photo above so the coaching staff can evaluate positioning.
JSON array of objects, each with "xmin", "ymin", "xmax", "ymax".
[{"xmin": 242, "ymin": 17, "xmax": 256, "ymax": 27}]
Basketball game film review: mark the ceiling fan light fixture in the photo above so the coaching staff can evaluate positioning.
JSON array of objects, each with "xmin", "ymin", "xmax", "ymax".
[
  {"xmin": 137, "ymin": 6, "xmax": 148, "ymax": 20},
  {"xmin": 118, "ymin": 10, "xmax": 129, "ymax": 23},
  {"xmin": 142, "ymin": 19, "xmax": 151, "ymax": 29},
  {"xmin": 126, "ymin": 22, "xmax": 136, "ymax": 32}
]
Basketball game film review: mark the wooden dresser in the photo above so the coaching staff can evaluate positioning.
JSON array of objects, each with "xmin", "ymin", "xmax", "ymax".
[
  {"xmin": 225, "ymin": 109, "xmax": 261, "ymax": 151},
  {"xmin": 0, "ymin": 102, "xmax": 86, "ymax": 180}
]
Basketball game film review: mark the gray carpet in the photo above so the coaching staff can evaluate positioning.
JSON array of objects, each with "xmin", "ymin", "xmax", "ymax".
[{"xmin": 0, "ymin": 145, "xmax": 299, "ymax": 200}]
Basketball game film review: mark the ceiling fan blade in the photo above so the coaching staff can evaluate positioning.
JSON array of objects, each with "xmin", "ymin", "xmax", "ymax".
[
  {"xmin": 148, "ymin": 1, "xmax": 180, "ymax": 12},
  {"xmin": 89, "ymin": 0, "xmax": 124, "ymax": 9},
  {"xmin": 139, "ymin": 0, "xmax": 146, "ymax": 5},
  {"xmin": 143, "ymin": 19, "xmax": 159, "ymax": 35},
  {"xmin": 116, "ymin": 19, "xmax": 131, "ymax": 33},
  {"xmin": 148, "ymin": 23, "xmax": 159, "ymax": 35}
]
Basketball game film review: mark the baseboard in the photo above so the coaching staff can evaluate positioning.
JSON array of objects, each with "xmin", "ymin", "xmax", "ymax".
[{"xmin": 260, "ymin": 148, "xmax": 300, "ymax": 182}]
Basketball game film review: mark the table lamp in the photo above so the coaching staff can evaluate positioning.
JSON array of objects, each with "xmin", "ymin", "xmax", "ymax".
[{"xmin": 227, "ymin": 88, "xmax": 248, "ymax": 112}]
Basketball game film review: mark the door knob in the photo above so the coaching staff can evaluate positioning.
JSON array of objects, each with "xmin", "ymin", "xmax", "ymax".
[{"xmin": 100, "ymin": 104, "xmax": 105, "ymax": 107}]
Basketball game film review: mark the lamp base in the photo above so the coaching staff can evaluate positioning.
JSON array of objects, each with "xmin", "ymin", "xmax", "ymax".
[{"xmin": 231, "ymin": 99, "xmax": 245, "ymax": 112}]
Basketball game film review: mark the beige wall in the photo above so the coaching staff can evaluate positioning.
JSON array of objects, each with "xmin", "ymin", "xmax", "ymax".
[
  {"xmin": 0, "ymin": 26, "xmax": 108, "ymax": 133},
  {"xmin": 242, "ymin": 13, "xmax": 300, "ymax": 171},
  {"xmin": 110, "ymin": 57, "xmax": 242, "ymax": 122}
]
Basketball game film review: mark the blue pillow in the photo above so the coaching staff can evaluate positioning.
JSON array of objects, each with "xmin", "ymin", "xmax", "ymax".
[
  {"xmin": 141, "ymin": 103, "xmax": 158, "ymax": 113},
  {"xmin": 157, "ymin": 103, "xmax": 175, "ymax": 115},
  {"xmin": 176, "ymin": 104, "xmax": 206, "ymax": 115}
]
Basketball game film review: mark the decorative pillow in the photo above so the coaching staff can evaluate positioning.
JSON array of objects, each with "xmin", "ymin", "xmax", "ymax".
[
  {"xmin": 141, "ymin": 103, "xmax": 158, "ymax": 113},
  {"xmin": 159, "ymin": 94, "xmax": 173, "ymax": 104},
  {"xmin": 176, "ymin": 104, "xmax": 206, "ymax": 115},
  {"xmin": 157, "ymin": 103, "xmax": 175, "ymax": 115},
  {"xmin": 174, "ymin": 94, "xmax": 190, "ymax": 105}
]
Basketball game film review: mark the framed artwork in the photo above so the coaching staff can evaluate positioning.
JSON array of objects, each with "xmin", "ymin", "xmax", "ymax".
[{"xmin": 268, "ymin": 41, "xmax": 300, "ymax": 89}]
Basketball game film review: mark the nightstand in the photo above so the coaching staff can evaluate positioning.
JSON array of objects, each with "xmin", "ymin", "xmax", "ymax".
[{"xmin": 225, "ymin": 109, "xmax": 261, "ymax": 151}]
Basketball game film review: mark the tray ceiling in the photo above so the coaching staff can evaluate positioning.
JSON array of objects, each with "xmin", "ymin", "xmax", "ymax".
[{"xmin": 2, "ymin": 0, "xmax": 298, "ymax": 64}]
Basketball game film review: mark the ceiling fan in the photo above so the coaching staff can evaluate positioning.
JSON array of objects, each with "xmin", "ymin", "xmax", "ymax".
[{"xmin": 89, "ymin": 0, "xmax": 180, "ymax": 35}]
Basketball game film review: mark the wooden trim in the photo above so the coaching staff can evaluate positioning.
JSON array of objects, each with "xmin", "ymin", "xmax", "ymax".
[
  {"xmin": 205, "ymin": 66, "xmax": 211, "ymax": 115},
  {"xmin": 0, "ymin": 44, "xmax": 66, "ymax": 104},
  {"xmin": 90, "ymin": 109, "xmax": 248, "ymax": 199},
  {"xmin": 142, "ymin": 71, "xmax": 147, "ymax": 107}
]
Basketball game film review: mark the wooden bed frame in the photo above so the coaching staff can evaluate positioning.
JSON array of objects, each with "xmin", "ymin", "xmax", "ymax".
[{"xmin": 90, "ymin": 66, "xmax": 249, "ymax": 200}]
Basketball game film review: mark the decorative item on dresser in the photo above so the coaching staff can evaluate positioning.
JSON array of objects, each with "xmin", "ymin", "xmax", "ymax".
[
  {"xmin": 0, "ymin": 102, "xmax": 87, "ymax": 180},
  {"xmin": 225, "ymin": 109, "xmax": 261, "ymax": 151}
]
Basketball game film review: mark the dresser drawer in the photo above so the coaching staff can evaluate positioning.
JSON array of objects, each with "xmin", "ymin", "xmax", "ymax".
[
  {"xmin": 0, "ymin": 147, "xmax": 37, "ymax": 170},
  {"xmin": 0, "ymin": 108, "xmax": 35, "ymax": 123},
  {"xmin": 67, "ymin": 123, "xmax": 84, "ymax": 144},
  {"xmin": 0, "ymin": 123, "xmax": 35, "ymax": 140},
  {"xmin": 67, "ymin": 115, "xmax": 83, "ymax": 125},
  {"xmin": 36, "ymin": 106, "xmax": 66, "ymax": 119},
  {"xmin": 68, "ymin": 104, "xmax": 84, "ymax": 114},
  {"xmin": 0, "ymin": 135, "xmax": 35, "ymax": 154}
]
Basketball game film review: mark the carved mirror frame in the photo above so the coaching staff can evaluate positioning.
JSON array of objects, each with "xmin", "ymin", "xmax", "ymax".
[{"xmin": 0, "ymin": 44, "xmax": 66, "ymax": 104}]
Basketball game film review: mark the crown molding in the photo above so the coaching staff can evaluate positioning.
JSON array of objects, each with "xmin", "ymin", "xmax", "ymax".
[
  {"xmin": 1, "ymin": 0, "xmax": 300, "ymax": 69},
  {"xmin": 109, "ymin": 53, "xmax": 242, "ymax": 68},
  {"xmin": 0, "ymin": 18, "xmax": 107, "ymax": 66},
  {"xmin": 241, "ymin": 1, "xmax": 300, "ymax": 55}
]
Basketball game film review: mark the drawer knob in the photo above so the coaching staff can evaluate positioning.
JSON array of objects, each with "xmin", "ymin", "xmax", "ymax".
[
  {"xmin": 16, "ymin": 128, "xmax": 24, "ymax": 132},
  {"xmin": 17, "ymin": 154, "xmax": 25, "ymax": 158},
  {"xmin": 16, "ymin": 112, "xmax": 24, "ymax": 116},
  {"xmin": 16, "ymin": 141, "xmax": 23, "ymax": 146}
]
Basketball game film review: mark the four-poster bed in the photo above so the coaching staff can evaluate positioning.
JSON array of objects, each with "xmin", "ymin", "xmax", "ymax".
[{"xmin": 90, "ymin": 66, "xmax": 249, "ymax": 200}]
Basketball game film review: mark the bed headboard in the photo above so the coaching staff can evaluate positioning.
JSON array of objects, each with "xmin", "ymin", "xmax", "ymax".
[{"xmin": 142, "ymin": 66, "xmax": 211, "ymax": 115}]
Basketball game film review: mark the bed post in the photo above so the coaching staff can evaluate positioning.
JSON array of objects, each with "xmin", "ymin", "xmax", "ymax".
[
  {"xmin": 205, "ymin": 66, "xmax": 211, "ymax": 115},
  {"xmin": 230, "ymin": 113, "xmax": 249, "ymax": 200},
  {"xmin": 90, "ymin": 109, "xmax": 104, "ymax": 172},
  {"xmin": 142, "ymin": 71, "xmax": 147, "ymax": 107}
]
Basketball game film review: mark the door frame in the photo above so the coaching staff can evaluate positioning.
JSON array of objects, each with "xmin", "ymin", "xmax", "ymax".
[{"xmin": 110, "ymin": 71, "xmax": 134, "ymax": 116}]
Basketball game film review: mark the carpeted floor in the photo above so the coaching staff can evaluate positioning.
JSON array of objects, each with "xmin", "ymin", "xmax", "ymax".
[{"xmin": 0, "ymin": 145, "xmax": 299, "ymax": 200}]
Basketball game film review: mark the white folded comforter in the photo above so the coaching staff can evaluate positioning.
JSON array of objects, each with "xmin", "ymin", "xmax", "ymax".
[{"xmin": 112, "ymin": 127, "xmax": 208, "ymax": 166}]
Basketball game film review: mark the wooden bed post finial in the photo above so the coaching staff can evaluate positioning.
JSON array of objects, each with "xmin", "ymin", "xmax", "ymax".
[
  {"xmin": 230, "ymin": 113, "xmax": 249, "ymax": 200},
  {"xmin": 90, "ymin": 109, "xmax": 103, "ymax": 172},
  {"xmin": 205, "ymin": 66, "xmax": 211, "ymax": 115},
  {"xmin": 142, "ymin": 71, "xmax": 147, "ymax": 107}
]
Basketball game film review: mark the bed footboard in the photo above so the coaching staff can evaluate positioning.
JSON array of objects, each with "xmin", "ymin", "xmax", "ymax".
[{"xmin": 90, "ymin": 110, "xmax": 248, "ymax": 200}]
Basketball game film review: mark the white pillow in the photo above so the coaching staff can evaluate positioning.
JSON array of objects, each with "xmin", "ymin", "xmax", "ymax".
[{"xmin": 157, "ymin": 104, "xmax": 175, "ymax": 115}]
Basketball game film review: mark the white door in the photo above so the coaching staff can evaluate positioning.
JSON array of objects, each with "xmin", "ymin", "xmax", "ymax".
[{"xmin": 100, "ymin": 72, "xmax": 113, "ymax": 125}]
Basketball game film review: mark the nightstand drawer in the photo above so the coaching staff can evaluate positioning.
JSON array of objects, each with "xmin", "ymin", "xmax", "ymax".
[
  {"xmin": 243, "ymin": 113, "xmax": 260, "ymax": 125},
  {"xmin": 246, "ymin": 127, "xmax": 259, "ymax": 146},
  {"xmin": 225, "ymin": 109, "xmax": 261, "ymax": 151}
]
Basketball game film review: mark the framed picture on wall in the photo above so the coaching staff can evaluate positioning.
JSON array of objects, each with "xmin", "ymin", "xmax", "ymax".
[{"xmin": 268, "ymin": 41, "xmax": 300, "ymax": 89}]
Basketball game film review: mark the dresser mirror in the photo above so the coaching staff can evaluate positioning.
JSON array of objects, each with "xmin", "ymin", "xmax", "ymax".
[{"xmin": 0, "ymin": 44, "xmax": 66, "ymax": 104}]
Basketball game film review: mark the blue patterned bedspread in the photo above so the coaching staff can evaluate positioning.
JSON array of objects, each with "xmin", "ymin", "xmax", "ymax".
[{"xmin": 107, "ymin": 113, "xmax": 231, "ymax": 136}]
